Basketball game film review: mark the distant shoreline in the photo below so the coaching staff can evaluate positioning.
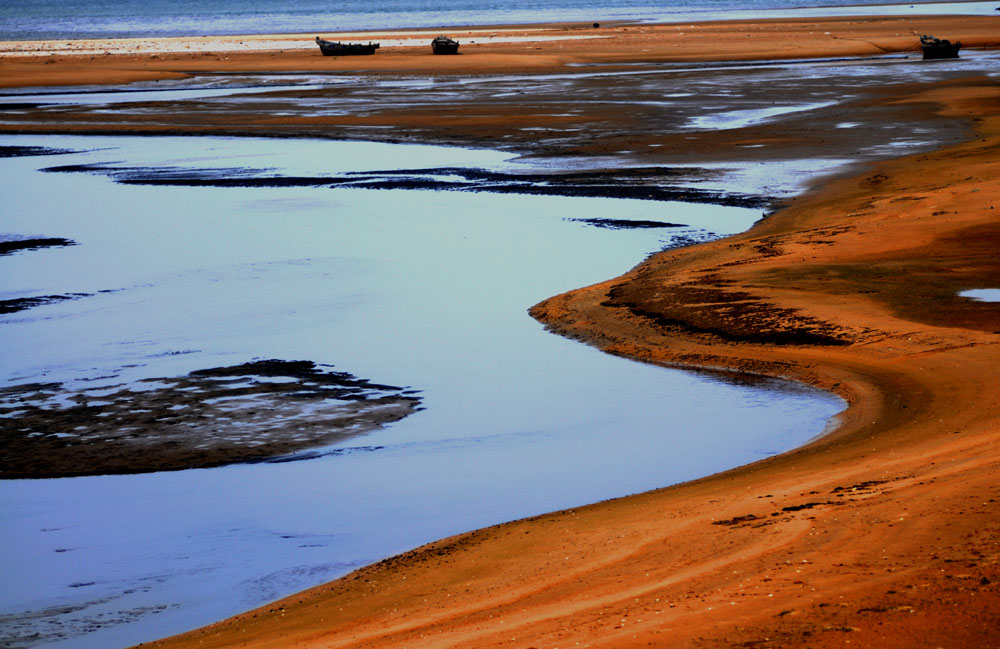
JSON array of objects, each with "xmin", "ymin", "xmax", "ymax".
[
  {"xmin": 1, "ymin": 14, "xmax": 998, "ymax": 90},
  {"xmin": 0, "ymin": 0, "xmax": 995, "ymax": 42}
]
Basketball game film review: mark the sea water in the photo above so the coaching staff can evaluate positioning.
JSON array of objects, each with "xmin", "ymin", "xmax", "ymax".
[{"xmin": 1, "ymin": 0, "xmax": 996, "ymax": 40}]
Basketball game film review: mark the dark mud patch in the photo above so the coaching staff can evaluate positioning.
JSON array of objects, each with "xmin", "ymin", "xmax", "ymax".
[
  {"xmin": 568, "ymin": 217, "xmax": 686, "ymax": 230},
  {"xmin": 42, "ymin": 163, "xmax": 770, "ymax": 208},
  {"xmin": 0, "ymin": 102, "xmax": 45, "ymax": 111},
  {"xmin": 656, "ymin": 231, "xmax": 721, "ymax": 252},
  {"xmin": 601, "ymin": 283, "xmax": 855, "ymax": 346},
  {"xmin": 0, "ymin": 359, "xmax": 422, "ymax": 479},
  {"xmin": 0, "ymin": 591, "xmax": 172, "ymax": 649},
  {"xmin": 0, "ymin": 293, "xmax": 89, "ymax": 315},
  {"xmin": 0, "ymin": 145, "xmax": 74, "ymax": 158},
  {"xmin": 0, "ymin": 289, "xmax": 119, "ymax": 315},
  {"xmin": 713, "ymin": 514, "xmax": 762, "ymax": 526},
  {"xmin": 0, "ymin": 237, "xmax": 77, "ymax": 256}
]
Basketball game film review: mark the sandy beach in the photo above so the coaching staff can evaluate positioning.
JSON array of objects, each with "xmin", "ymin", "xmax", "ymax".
[
  {"xmin": 2, "ymin": 14, "xmax": 999, "ymax": 88},
  {"xmin": 3, "ymin": 12, "xmax": 999, "ymax": 649}
]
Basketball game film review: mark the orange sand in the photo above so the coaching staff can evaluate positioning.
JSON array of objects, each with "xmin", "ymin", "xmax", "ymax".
[{"xmin": 2, "ymin": 15, "xmax": 999, "ymax": 87}]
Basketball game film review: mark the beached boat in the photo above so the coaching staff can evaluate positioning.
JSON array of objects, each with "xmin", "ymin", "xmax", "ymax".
[
  {"xmin": 431, "ymin": 36, "xmax": 460, "ymax": 55},
  {"xmin": 315, "ymin": 37, "xmax": 380, "ymax": 56},
  {"xmin": 920, "ymin": 34, "xmax": 961, "ymax": 60}
]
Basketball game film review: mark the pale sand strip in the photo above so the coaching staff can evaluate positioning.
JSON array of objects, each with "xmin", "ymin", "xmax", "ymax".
[{"xmin": 0, "ymin": 31, "xmax": 607, "ymax": 58}]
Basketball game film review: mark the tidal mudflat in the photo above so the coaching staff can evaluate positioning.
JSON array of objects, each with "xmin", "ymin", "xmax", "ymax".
[
  {"xmin": 6, "ymin": 50, "xmax": 999, "ymax": 169},
  {"xmin": 0, "ymin": 134, "xmax": 845, "ymax": 649}
]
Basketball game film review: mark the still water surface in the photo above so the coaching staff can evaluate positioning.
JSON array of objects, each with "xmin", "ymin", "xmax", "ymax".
[{"xmin": 0, "ymin": 135, "xmax": 843, "ymax": 649}]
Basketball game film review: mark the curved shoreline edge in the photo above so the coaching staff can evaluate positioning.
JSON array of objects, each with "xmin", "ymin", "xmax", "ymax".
[
  {"xmin": 1, "ymin": 16, "xmax": 996, "ymax": 649},
  {"xmin": 142, "ymin": 77, "xmax": 998, "ymax": 649},
  {"xmin": 140, "ymin": 77, "xmax": 999, "ymax": 649}
]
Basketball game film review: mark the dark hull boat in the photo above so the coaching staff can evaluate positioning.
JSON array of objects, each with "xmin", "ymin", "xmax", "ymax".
[
  {"xmin": 431, "ymin": 36, "xmax": 460, "ymax": 55},
  {"xmin": 920, "ymin": 34, "xmax": 961, "ymax": 60},
  {"xmin": 315, "ymin": 37, "xmax": 380, "ymax": 56}
]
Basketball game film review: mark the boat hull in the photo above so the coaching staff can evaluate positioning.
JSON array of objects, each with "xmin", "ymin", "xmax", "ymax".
[
  {"xmin": 431, "ymin": 37, "xmax": 460, "ymax": 55},
  {"xmin": 920, "ymin": 35, "xmax": 961, "ymax": 60},
  {"xmin": 315, "ymin": 37, "xmax": 380, "ymax": 56}
]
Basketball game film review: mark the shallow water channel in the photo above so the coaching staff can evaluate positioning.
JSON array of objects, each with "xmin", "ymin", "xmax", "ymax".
[{"xmin": 0, "ymin": 134, "xmax": 843, "ymax": 649}]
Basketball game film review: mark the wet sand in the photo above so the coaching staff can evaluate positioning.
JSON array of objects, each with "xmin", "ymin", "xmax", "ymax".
[{"xmin": 2, "ymin": 13, "xmax": 999, "ymax": 649}]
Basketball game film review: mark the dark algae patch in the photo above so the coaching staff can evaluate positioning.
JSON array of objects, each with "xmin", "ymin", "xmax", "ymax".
[
  {"xmin": 569, "ymin": 217, "xmax": 686, "ymax": 230},
  {"xmin": 0, "ymin": 237, "xmax": 77, "ymax": 256},
  {"xmin": 42, "ymin": 163, "xmax": 769, "ymax": 207},
  {"xmin": 0, "ymin": 292, "xmax": 93, "ymax": 315},
  {"xmin": 601, "ymin": 282, "xmax": 854, "ymax": 346},
  {"xmin": 0, "ymin": 237, "xmax": 87, "ymax": 314},
  {"xmin": 0, "ymin": 359, "xmax": 423, "ymax": 478},
  {"xmin": 0, "ymin": 593, "xmax": 172, "ymax": 649},
  {"xmin": 0, "ymin": 145, "xmax": 75, "ymax": 158}
]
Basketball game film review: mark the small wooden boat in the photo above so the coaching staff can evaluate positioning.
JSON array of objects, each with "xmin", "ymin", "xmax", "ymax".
[
  {"xmin": 920, "ymin": 34, "xmax": 961, "ymax": 60},
  {"xmin": 315, "ymin": 37, "xmax": 380, "ymax": 56},
  {"xmin": 431, "ymin": 36, "xmax": 460, "ymax": 55}
]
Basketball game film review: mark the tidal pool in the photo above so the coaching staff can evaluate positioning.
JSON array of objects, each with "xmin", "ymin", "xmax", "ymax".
[
  {"xmin": 0, "ymin": 134, "xmax": 843, "ymax": 649},
  {"xmin": 960, "ymin": 289, "xmax": 1000, "ymax": 303}
]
